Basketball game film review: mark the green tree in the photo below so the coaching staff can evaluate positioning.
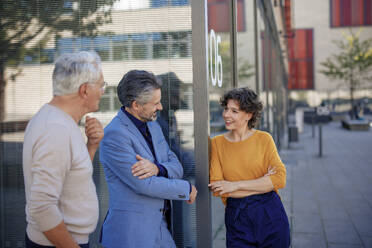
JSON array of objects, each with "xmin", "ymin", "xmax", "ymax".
[
  {"xmin": 213, "ymin": 40, "xmax": 254, "ymax": 89},
  {"xmin": 238, "ymin": 59, "xmax": 255, "ymax": 82},
  {"xmin": 0, "ymin": 0, "xmax": 117, "ymax": 121},
  {"xmin": 320, "ymin": 30, "xmax": 372, "ymax": 110}
]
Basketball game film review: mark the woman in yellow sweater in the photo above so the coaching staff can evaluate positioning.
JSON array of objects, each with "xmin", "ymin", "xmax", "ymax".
[{"xmin": 209, "ymin": 88, "xmax": 290, "ymax": 248}]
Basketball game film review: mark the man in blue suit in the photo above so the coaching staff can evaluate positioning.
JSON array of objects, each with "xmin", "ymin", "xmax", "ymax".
[{"xmin": 99, "ymin": 70, "xmax": 197, "ymax": 248}]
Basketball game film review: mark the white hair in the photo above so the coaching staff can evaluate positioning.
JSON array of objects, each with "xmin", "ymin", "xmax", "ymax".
[{"xmin": 52, "ymin": 51, "xmax": 102, "ymax": 95}]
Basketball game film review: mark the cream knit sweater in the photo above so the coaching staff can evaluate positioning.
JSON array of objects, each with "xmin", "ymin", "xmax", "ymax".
[{"xmin": 23, "ymin": 104, "xmax": 99, "ymax": 246}]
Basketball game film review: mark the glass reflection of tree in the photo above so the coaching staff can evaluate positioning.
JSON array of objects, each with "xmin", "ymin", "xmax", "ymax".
[
  {"xmin": 211, "ymin": 41, "xmax": 255, "ymax": 90},
  {"xmin": 238, "ymin": 59, "xmax": 255, "ymax": 81},
  {"xmin": 0, "ymin": 0, "xmax": 117, "ymax": 121},
  {"xmin": 209, "ymin": 41, "xmax": 255, "ymax": 133}
]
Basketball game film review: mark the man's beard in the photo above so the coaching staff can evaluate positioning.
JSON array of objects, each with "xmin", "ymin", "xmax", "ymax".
[
  {"xmin": 149, "ymin": 112, "xmax": 157, "ymax": 121},
  {"xmin": 141, "ymin": 111, "xmax": 158, "ymax": 122}
]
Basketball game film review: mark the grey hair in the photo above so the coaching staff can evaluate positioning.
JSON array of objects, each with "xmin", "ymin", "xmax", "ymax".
[
  {"xmin": 117, "ymin": 70, "xmax": 161, "ymax": 107},
  {"xmin": 52, "ymin": 51, "xmax": 102, "ymax": 95}
]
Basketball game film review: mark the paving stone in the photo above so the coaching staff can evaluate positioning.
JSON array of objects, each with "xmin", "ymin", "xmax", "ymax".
[
  {"xmin": 323, "ymin": 219, "xmax": 362, "ymax": 245},
  {"xmin": 282, "ymin": 200, "xmax": 292, "ymax": 215},
  {"xmin": 292, "ymin": 213, "xmax": 323, "ymax": 234},
  {"xmin": 316, "ymin": 190, "xmax": 343, "ymax": 204},
  {"xmin": 342, "ymin": 191, "xmax": 366, "ymax": 202},
  {"xmin": 291, "ymin": 233, "xmax": 327, "ymax": 248},
  {"xmin": 361, "ymin": 236, "xmax": 372, "ymax": 248},
  {"xmin": 280, "ymin": 188, "xmax": 292, "ymax": 203},
  {"xmin": 363, "ymin": 192, "xmax": 372, "ymax": 207},
  {"xmin": 293, "ymin": 198, "xmax": 319, "ymax": 214},
  {"xmin": 319, "ymin": 203, "xmax": 349, "ymax": 220},
  {"xmin": 328, "ymin": 244, "xmax": 363, "ymax": 248},
  {"xmin": 344, "ymin": 201, "xmax": 372, "ymax": 217},
  {"xmin": 349, "ymin": 214, "xmax": 372, "ymax": 237}
]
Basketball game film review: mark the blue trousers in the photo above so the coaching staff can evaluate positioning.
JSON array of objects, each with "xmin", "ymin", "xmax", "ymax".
[{"xmin": 225, "ymin": 191, "xmax": 290, "ymax": 248}]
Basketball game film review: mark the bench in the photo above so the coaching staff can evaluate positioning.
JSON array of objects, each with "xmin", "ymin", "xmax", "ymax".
[{"xmin": 341, "ymin": 119, "xmax": 370, "ymax": 131}]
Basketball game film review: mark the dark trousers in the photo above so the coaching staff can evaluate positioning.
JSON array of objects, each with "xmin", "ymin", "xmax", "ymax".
[
  {"xmin": 25, "ymin": 233, "xmax": 89, "ymax": 248},
  {"xmin": 225, "ymin": 191, "xmax": 290, "ymax": 248}
]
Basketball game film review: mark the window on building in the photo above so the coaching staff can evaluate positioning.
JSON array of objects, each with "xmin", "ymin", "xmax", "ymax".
[
  {"xmin": 22, "ymin": 48, "xmax": 55, "ymax": 65},
  {"xmin": 112, "ymin": 35, "xmax": 130, "ymax": 61},
  {"xmin": 171, "ymin": 0, "xmax": 190, "ymax": 6},
  {"xmin": 131, "ymin": 33, "xmax": 150, "ymax": 59},
  {"xmin": 40, "ymin": 49, "xmax": 55, "ymax": 64},
  {"xmin": 170, "ymin": 31, "xmax": 191, "ymax": 58},
  {"xmin": 24, "ymin": 51, "xmax": 39, "ymax": 64},
  {"xmin": 151, "ymin": 0, "xmax": 189, "ymax": 8},
  {"xmin": 94, "ymin": 36, "xmax": 111, "ymax": 61},
  {"xmin": 57, "ymin": 38, "xmax": 76, "ymax": 54},
  {"xmin": 287, "ymin": 29, "xmax": 314, "ymax": 90},
  {"xmin": 153, "ymin": 33, "xmax": 169, "ymax": 59},
  {"xmin": 99, "ymin": 86, "xmax": 122, "ymax": 112},
  {"xmin": 151, "ymin": 0, "xmax": 168, "ymax": 7},
  {"xmin": 330, "ymin": 0, "xmax": 372, "ymax": 27},
  {"xmin": 79, "ymin": 37, "xmax": 93, "ymax": 51},
  {"xmin": 62, "ymin": 1, "xmax": 74, "ymax": 13},
  {"xmin": 55, "ymin": 32, "xmax": 191, "ymax": 62},
  {"xmin": 208, "ymin": 0, "xmax": 246, "ymax": 32}
]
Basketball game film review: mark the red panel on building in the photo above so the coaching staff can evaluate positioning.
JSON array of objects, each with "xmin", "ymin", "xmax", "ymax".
[
  {"xmin": 261, "ymin": 31, "xmax": 280, "ymax": 90},
  {"xmin": 236, "ymin": 0, "xmax": 245, "ymax": 32},
  {"xmin": 331, "ymin": 0, "xmax": 372, "ymax": 27},
  {"xmin": 284, "ymin": 0, "xmax": 294, "ymax": 37},
  {"xmin": 287, "ymin": 29, "xmax": 314, "ymax": 90},
  {"xmin": 366, "ymin": 0, "xmax": 372, "ymax": 24},
  {"xmin": 208, "ymin": 0, "xmax": 246, "ymax": 32}
]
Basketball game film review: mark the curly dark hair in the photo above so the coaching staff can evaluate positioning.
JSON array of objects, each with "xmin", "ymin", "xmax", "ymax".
[{"xmin": 220, "ymin": 87, "xmax": 263, "ymax": 129}]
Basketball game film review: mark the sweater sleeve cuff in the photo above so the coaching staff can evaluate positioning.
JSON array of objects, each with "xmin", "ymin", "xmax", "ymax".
[
  {"xmin": 155, "ymin": 161, "xmax": 168, "ymax": 178},
  {"xmin": 269, "ymin": 174, "xmax": 286, "ymax": 190}
]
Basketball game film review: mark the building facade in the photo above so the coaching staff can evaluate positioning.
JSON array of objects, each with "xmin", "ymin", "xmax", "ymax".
[{"xmin": 289, "ymin": 0, "xmax": 372, "ymax": 111}]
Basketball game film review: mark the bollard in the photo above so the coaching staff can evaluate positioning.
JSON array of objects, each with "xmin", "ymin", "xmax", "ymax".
[
  {"xmin": 312, "ymin": 115, "xmax": 315, "ymax": 138},
  {"xmin": 319, "ymin": 124, "xmax": 322, "ymax": 157}
]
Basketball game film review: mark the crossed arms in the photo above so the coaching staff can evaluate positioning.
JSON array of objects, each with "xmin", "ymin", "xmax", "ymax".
[{"xmin": 100, "ymin": 123, "xmax": 197, "ymax": 202}]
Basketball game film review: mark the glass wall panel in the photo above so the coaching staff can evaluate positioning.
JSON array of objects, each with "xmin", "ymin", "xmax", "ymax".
[
  {"xmin": 207, "ymin": 0, "xmax": 233, "ymax": 246},
  {"xmin": 236, "ymin": 0, "xmax": 256, "ymax": 89},
  {"xmin": 257, "ymin": 4, "xmax": 267, "ymax": 129},
  {"xmin": 257, "ymin": 0, "xmax": 288, "ymax": 145},
  {"xmin": 0, "ymin": 1, "xmax": 195, "ymax": 247},
  {"xmin": 259, "ymin": 9, "xmax": 275, "ymax": 134}
]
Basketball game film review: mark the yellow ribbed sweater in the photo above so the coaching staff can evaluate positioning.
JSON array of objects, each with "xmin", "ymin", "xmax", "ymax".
[{"xmin": 209, "ymin": 130, "xmax": 286, "ymax": 205}]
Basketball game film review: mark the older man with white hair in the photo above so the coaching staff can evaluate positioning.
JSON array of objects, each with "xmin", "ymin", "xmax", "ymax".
[{"xmin": 23, "ymin": 51, "xmax": 105, "ymax": 248}]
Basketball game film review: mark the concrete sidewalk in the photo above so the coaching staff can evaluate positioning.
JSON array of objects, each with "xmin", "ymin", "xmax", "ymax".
[{"xmin": 212, "ymin": 121, "xmax": 372, "ymax": 248}]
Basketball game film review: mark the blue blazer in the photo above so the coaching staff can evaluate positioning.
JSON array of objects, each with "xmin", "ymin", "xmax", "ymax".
[{"xmin": 99, "ymin": 110, "xmax": 190, "ymax": 248}]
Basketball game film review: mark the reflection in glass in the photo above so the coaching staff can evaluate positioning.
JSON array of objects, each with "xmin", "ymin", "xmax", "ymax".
[
  {"xmin": 236, "ymin": 0, "xmax": 255, "ymax": 92},
  {"xmin": 113, "ymin": 43, "xmax": 129, "ymax": 61},
  {"xmin": 207, "ymin": 0, "xmax": 233, "ymax": 246},
  {"xmin": 153, "ymin": 32, "xmax": 168, "ymax": 59},
  {"xmin": 0, "ymin": 1, "xmax": 117, "ymax": 246},
  {"xmin": 0, "ymin": 1, "xmax": 195, "ymax": 247},
  {"xmin": 157, "ymin": 72, "xmax": 196, "ymax": 247}
]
